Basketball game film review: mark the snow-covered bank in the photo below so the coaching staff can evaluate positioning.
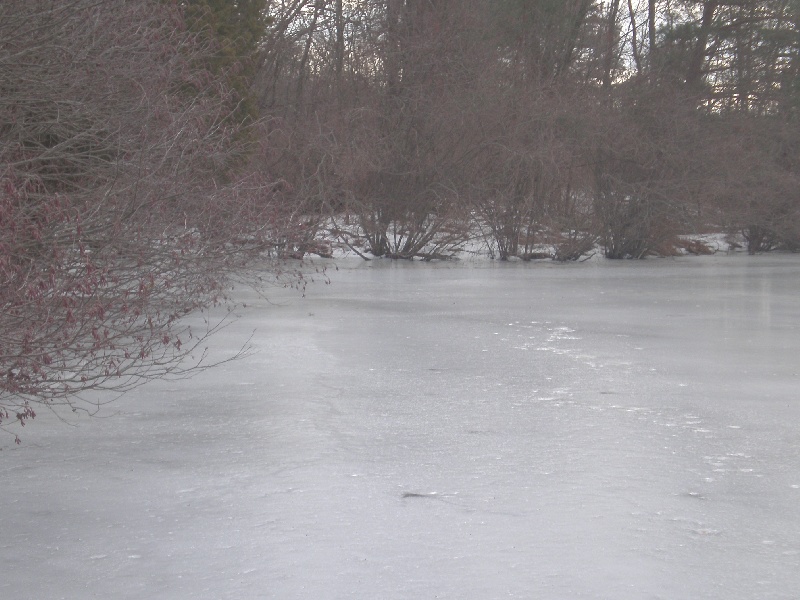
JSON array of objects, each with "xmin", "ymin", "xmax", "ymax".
[
  {"xmin": 318, "ymin": 221, "xmax": 746, "ymax": 262},
  {"xmin": 2, "ymin": 254, "xmax": 799, "ymax": 599}
]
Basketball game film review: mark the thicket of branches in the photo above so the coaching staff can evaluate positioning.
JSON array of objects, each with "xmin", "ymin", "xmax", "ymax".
[
  {"xmin": 257, "ymin": 0, "xmax": 800, "ymax": 259},
  {"xmin": 0, "ymin": 0, "xmax": 305, "ymax": 440}
]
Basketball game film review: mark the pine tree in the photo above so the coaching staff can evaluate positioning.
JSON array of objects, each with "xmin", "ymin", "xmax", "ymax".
[{"xmin": 183, "ymin": 0, "xmax": 269, "ymax": 123}]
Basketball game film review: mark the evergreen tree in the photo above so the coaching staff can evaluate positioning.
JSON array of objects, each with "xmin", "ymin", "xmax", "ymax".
[{"xmin": 183, "ymin": 0, "xmax": 269, "ymax": 123}]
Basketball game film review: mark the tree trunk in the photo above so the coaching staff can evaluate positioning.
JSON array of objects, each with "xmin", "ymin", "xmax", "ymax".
[{"xmin": 686, "ymin": 0, "xmax": 718, "ymax": 90}]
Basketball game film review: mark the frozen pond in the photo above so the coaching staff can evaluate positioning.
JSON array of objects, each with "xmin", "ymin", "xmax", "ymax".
[{"xmin": 2, "ymin": 254, "xmax": 799, "ymax": 599}]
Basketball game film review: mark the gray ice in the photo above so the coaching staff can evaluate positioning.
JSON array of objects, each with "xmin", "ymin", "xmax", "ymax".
[{"xmin": 2, "ymin": 254, "xmax": 799, "ymax": 599}]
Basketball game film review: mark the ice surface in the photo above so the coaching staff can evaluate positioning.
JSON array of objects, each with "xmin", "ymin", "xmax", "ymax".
[{"xmin": 2, "ymin": 254, "xmax": 799, "ymax": 599}]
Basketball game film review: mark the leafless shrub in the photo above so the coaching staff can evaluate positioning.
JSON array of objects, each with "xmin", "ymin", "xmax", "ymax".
[
  {"xmin": 701, "ymin": 114, "xmax": 800, "ymax": 254},
  {"xmin": 0, "ymin": 0, "xmax": 303, "ymax": 440}
]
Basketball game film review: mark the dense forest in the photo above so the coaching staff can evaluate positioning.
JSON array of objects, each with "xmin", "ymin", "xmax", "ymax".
[
  {"xmin": 2, "ymin": 0, "xmax": 799, "ymax": 435},
  {"xmin": 255, "ymin": 0, "xmax": 800, "ymax": 260}
]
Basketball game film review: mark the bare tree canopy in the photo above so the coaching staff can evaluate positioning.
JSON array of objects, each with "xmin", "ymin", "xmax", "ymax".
[{"xmin": 0, "ymin": 0, "xmax": 303, "ymax": 440}]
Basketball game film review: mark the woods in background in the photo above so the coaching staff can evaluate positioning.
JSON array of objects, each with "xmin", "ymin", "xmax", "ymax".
[{"xmin": 258, "ymin": 0, "xmax": 800, "ymax": 258}]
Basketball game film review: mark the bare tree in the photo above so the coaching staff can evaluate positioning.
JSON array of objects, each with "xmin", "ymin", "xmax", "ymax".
[
  {"xmin": 250, "ymin": 0, "xmax": 800, "ymax": 264},
  {"xmin": 0, "ymin": 0, "xmax": 303, "ymax": 440}
]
